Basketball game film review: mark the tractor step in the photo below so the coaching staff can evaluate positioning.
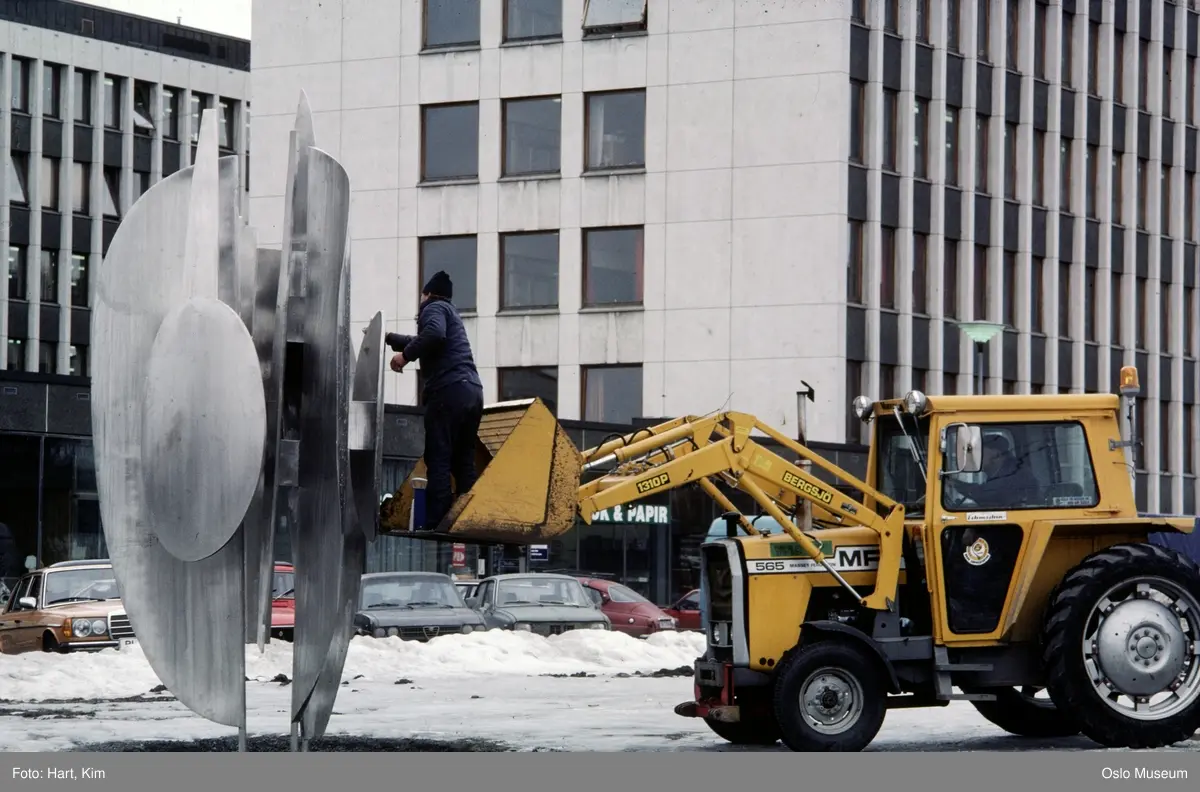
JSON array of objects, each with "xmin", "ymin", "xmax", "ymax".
[
  {"xmin": 946, "ymin": 692, "xmax": 997, "ymax": 701},
  {"xmin": 934, "ymin": 663, "xmax": 994, "ymax": 672}
]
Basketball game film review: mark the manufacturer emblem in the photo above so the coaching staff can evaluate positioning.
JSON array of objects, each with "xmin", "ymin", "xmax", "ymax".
[
  {"xmin": 964, "ymin": 538, "xmax": 991, "ymax": 566},
  {"xmin": 423, "ymin": 626, "xmax": 440, "ymax": 639}
]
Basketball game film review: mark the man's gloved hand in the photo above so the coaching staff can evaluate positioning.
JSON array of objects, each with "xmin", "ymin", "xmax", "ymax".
[
  {"xmin": 384, "ymin": 332, "xmax": 406, "ymax": 352},
  {"xmin": 390, "ymin": 353, "xmax": 407, "ymax": 373}
]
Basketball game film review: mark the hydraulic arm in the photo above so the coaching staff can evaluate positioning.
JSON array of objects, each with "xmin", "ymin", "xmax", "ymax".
[{"xmin": 575, "ymin": 411, "xmax": 907, "ymax": 613}]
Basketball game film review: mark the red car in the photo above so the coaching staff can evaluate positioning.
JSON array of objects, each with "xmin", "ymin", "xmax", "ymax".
[
  {"xmin": 662, "ymin": 589, "xmax": 701, "ymax": 631},
  {"xmin": 270, "ymin": 563, "xmax": 294, "ymax": 641},
  {"xmin": 576, "ymin": 578, "xmax": 677, "ymax": 638}
]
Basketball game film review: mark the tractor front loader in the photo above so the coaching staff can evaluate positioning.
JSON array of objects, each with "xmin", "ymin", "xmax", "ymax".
[{"xmin": 378, "ymin": 367, "xmax": 1200, "ymax": 752}]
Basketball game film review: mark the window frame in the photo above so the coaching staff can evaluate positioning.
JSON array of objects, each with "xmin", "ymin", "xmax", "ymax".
[
  {"xmin": 975, "ymin": 113, "xmax": 989, "ymax": 192},
  {"xmin": 584, "ymin": 89, "xmax": 646, "ymax": 173},
  {"xmin": 943, "ymin": 239, "xmax": 959, "ymax": 319},
  {"xmin": 502, "ymin": 94, "xmax": 563, "ymax": 177},
  {"xmin": 499, "ymin": 230, "xmax": 561, "ymax": 311},
  {"xmin": 497, "ymin": 366, "xmax": 559, "ymax": 415},
  {"xmin": 73, "ymin": 69, "xmax": 92, "ymax": 125},
  {"xmin": 41, "ymin": 156, "xmax": 60, "ymax": 211},
  {"xmin": 42, "ymin": 63, "xmax": 61, "ymax": 118},
  {"xmin": 582, "ymin": 225, "xmax": 644, "ymax": 308},
  {"xmin": 914, "ymin": 98, "xmax": 931, "ymax": 181},
  {"xmin": 882, "ymin": 89, "xmax": 899, "ymax": 173},
  {"xmin": 423, "ymin": 0, "xmax": 482, "ymax": 50},
  {"xmin": 10, "ymin": 57, "xmax": 29, "ymax": 113},
  {"xmin": 502, "ymin": 0, "xmax": 564, "ymax": 43},
  {"xmin": 418, "ymin": 234, "xmax": 479, "ymax": 314},
  {"xmin": 880, "ymin": 226, "xmax": 897, "ymax": 310},
  {"xmin": 1004, "ymin": 122, "xmax": 1018, "ymax": 200},
  {"xmin": 1034, "ymin": 2, "xmax": 1048, "ymax": 80},
  {"xmin": 581, "ymin": 0, "xmax": 648, "ymax": 37},
  {"xmin": 1062, "ymin": 13, "xmax": 1075, "ymax": 89},
  {"xmin": 1087, "ymin": 19, "xmax": 1101, "ymax": 96},
  {"xmin": 1031, "ymin": 255, "xmax": 1045, "ymax": 334},
  {"xmin": 912, "ymin": 232, "xmax": 929, "ymax": 315},
  {"xmin": 947, "ymin": 0, "xmax": 961, "ymax": 53},
  {"xmin": 581, "ymin": 364, "xmax": 644, "ymax": 425},
  {"xmin": 421, "ymin": 101, "xmax": 481, "ymax": 183},
  {"xmin": 850, "ymin": 80, "xmax": 866, "ymax": 166},
  {"xmin": 978, "ymin": 0, "xmax": 991, "ymax": 62},
  {"xmin": 847, "ymin": 220, "xmax": 864, "ymax": 305},
  {"xmin": 1032, "ymin": 128, "xmax": 1046, "ymax": 206},
  {"xmin": 945, "ymin": 106, "xmax": 960, "ymax": 186}
]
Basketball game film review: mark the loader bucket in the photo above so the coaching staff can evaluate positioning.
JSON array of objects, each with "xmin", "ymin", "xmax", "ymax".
[{"xmin": 379, "ymin": 398, "xmax": 583, "ymax": 544}]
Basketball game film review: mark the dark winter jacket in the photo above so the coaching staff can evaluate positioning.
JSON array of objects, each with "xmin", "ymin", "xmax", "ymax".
[{"xmin": 387, "ymin": 297, "xmax": 482, "ymax": 399}]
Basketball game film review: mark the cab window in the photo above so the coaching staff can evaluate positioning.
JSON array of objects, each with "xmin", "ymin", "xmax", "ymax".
[{"xmin": 941, "ymin": 421, "xmax": 1099, "ymax": 511}]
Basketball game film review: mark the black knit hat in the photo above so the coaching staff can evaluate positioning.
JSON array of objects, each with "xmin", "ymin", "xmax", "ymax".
[{"xmin": 423, "ymin": 270, "xmax": 453, "ymax": 299}]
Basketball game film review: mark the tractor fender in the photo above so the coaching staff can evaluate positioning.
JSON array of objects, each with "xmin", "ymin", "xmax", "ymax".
[{"xmin": 798, "ymin": 620, "xmax": 902, "ymax": 694}]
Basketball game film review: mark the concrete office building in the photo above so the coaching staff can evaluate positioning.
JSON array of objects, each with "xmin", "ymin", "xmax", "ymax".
[
  {"xmin": 0, "ymin": 0, "xmax": 249, "ymax": 577},
  {"xmin": 249, "ymin": 0, "xmax": 1199, "ymax": 518}
]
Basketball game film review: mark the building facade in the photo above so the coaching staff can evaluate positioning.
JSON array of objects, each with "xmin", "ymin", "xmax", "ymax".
[{"xmin": 0, "ymin": 0, "xmax": 250, "ymax": 584}]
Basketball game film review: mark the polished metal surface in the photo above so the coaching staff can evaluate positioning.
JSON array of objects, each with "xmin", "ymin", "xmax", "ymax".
[
  {"xmin": 349, "ymin": 311, "xmax": 385, "ymax": 543},
  {"xmin": 91, "ymin": 108, "xmax": 249, "ymax": 729}
]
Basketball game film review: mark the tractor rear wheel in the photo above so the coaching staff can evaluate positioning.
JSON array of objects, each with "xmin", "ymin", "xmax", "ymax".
[
  {"xmin": 703, "ymin": 715, "xmax": 781, "ymax": 746},
  {"xmin": 966, "ymin": 686, "xmax": 1080, "ymax": 737},
  {"xmin": 771, "ymin": 638, "xmax": 887, "ymax": 752},
  {"xmin": 1041, "ymin": 542, "xmax": 1200, "ymax": 749}
]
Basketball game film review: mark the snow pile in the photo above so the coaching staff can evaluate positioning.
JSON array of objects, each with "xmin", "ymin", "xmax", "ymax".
[{"xmin": 1, "ymin": 629, "xmax": 706, "ymax": 702}]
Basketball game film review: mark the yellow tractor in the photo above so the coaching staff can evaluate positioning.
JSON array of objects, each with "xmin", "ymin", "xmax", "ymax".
[{"xmin": 380, "ymin": 368, "xmax": 1200, "ymax": 751}]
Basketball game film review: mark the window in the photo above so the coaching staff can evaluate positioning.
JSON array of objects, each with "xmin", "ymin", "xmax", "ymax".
[
  {"xmin": 1164, "ymin": 46, "xmax": 1173, "ymax": 118},
  {"xmin": 880, "ymin": 227, "xmax": 897, "ymax": 309},
  {"xmin": 131, "ymin": 80, "xmax": 155, "ymax": 135},
  {"xmin": 851, "ymin": 0, "xmax": 867, "ymax": 25},
  {"xmin": 1137, "ymin": 277, "xmax": 1148, "ymax": 348},
  {"xmin": 978, "ymin": 0, "xmax": 991, "ymax": 61},
  {"xmin": 1002, "ymin": 251, "xmax": 1016, "ymax": 325},
  {"xmin": 916, "ymin": 0, "xmax": 930, "ymax": 43},
  {"xmin": 884, "ymin": 0, "xmax": 899, "ymax": 33},
  {"xmin": 40, "ymin": 157, "xmax": 59, "ymax": 211},
  {"xmin": 498, "ymin": 367, "xmax": 558, "ymax": 414},
  {"xmin": 582, "ymin": 365, "xmax": 643, "ymax": 425},
  {"xmin": 39, "ymin": 342, "xmax": 55, "ymax": 375},
  {"xmin": 913, "ymin": 368, "xmax": 930, "ymax": 393},
  {"xmin": 422, "ymin": 102, "xmax": 479, "ymax": 181},
  {"xmin": 1033, "ymin": 129, "xmax": 1046, "ymax": 205},
  {"xmin": 103, "ymin": 76, "xmax": 120, "ymax": 130},
  {"xmin": 848, "ymin": 220, "xmax": 864, "ymax": 304},
  {"xmin": 102, "ymin": 167, "xmax": 120, "ymax": 218},
  {"xmin": 944, "ymin": 239, "xmax": 959, "ymax": 319},
  {"xmin": 879, "ymin": 364, "xmax": 898, "ymax": 398},
  {"xmin": 1004, "ymin": 123, "xmax": 1018, "ymax": 199},
  {"xmin": 1161, "ymin": 402, "xmax": 1172, "ymax": 472},
  {"xmin": 69, "ymin": 344, "xmax": 88, "ymax": 377},
  {"xmin": 1086, "ymin": 145, "xmax": 1099, "ymax": 218},
  {"xmin": 7, "ymin": 339, "xmax": 24, "ymax": 371},
  {"xmin": 10, "ymin": 57, "xmax": 28, "ymax": 112},
  {"xmin": 70, "ymin": 254, "xmax": 88, "ymax": 308},
  {"xmin": 134, "ymin": 170, "xmax": 151, "ymax": 201},
  {"xmin": 1031, "ymin": 256, "xmax": 1045, "ymax": 333},
  {"xmin": 42, "ymin": 63, "xmax": 61, "ymax": 118},
  {"xmin": 1188, "ymin": 171, "xmax": 1196, "ymax": 240},
  {"xmin": 941, "ymin": 422, "xmax": 1099, "ymax": 511},
  {"xmin": 1006, "ymin": 0, "xmax": 1020, "ymax": 67},
  {"xmin": 1162, "ymin": 165, "xmax": 1172, "ymax": 233},
  {"xmin": 1084, "ymin": 267, "xmax": 1097, "ymax": 342},
  {"xmin": 1113, "ymin": 153, "xmax": 1124, "ymax": 224},
  {"xmin": 1115, "ymin": 33, "xmax": 1127, "ymax": 104},
  {"xmin": 190, "ymin": 92, "xmax": 210, "ymax": 142},
  {"xmin": 1161, "ymin": 283, "xmax": 1171, "ymax": 352},
  {"xmin": 503, "ymin": 96, "xmax": 561, "ymax": 176},
  {"xmin": 1034, "ymin": 2, "xmax": 1048, "ymax": 79},
  {"xmin": 1140, "ymin": 40, "xmax": 1150, "ymax": 110},
  {"xmin": 846, "ymin": 360, "xmax": 864, "ymax": 443},
  {"xmin": 504, "ymin": 0, "xmax": 562, "ymax": 41},
  {"xmin": 586, "ymin": 90, "xmax": 645, "ymax": 171},
  {"xmin": 71, "ymin": 162, "xmax": 90, "ymax": 214},
  {"xmin": 945, "ymin": 107, "xmax": 959, "ymax": 185},
  {"xmin": 162, "ymin": 88, "xmax": 179, "ymax": 139},
  {"xmin": 850, "ymin": 80, "xmax": 866, "ymax": 165},
  {"xmin": 501, "ymin": 231, "xmax": 559, "ymax": 309},
  {"xmin": 219, "ymin": 100, "xmax": 236, "ymax": 149},
  {"xmin": 419, "ymin": 235, "xmax": 478, "ymax": 314},
  {"xmin": 1061, "ymin": 13, "xmax": 1074, "ymax": 87},
  {"xmin": 1058, "ymin": 263, "xmax": 1071, "ymax": 337},
  {"xmin": 913, "ymin": 233, "xmax": 929, "ymax": 314},
  {"xmin": 1135, "ymin": 397, "xmax": 1147, "ymax": 467},
  {"xmin": 583, "ymin": 227, "xmax": 643, "ymax": 307},
  {"xmin": 914, "ymin": 98, "xmax": 930, "ymax": 180},
  {"xmin": 1087, "ymin": 21, "xmax": 1100, "ymax": 95},
  {"xmin": 1060, "ymin": 138, "xmax": 1071, "ymax": 211},
  {"xmin": 7, "ymin": 154, "xmax": 29, "ymax": 205},
  {"xmin": 1190, "ymin": 55, "xmax": 1197, "ymax": 124},
  {"xmin": 424, "ymin": 0, "xmax": 480, "ymax": 48},
  {"xmin": 1113, "ymin": 272, "xmax": 1123, "ymax": 345},
  {"xmin": 1187, "ymin": 405, "xmax": 1196, "ymax": 475},
  {"xmin": 882, "ymin": 90, "xmax": 899, "ymax": 172},
  {"xmin": 73, "ymin": 69, "xmax": 92, "ymax": 124},
  {"xmin": 7, "ymin": 245, "xmax": 27, "ymax": 301},
  {"xmin": 1187, "ymin": 285, "xmax": 1197, "ymax": 356},
  {"xmin": 582, "ymin": 0, "xmax": 647, "ymax": 35},
  {"xmin": 1138, "ymin": 158, "xmax": 1149, "ymax": 229},
  {"xmin": 974, "ymin": 244, "xmax": 988, "ymax": 319},
  {"xmin": 40, "ymin": 249, "xmax": 58, "ymax": 304},
  {"xmin": 944, "ymin": 373, "xmax": 958, "ymax": 394},
  {"xmin": 975, "ymin": 114, "xmax": 989, "ymax": 191},
  {"xmin": 947, "ymin": 0, "xmax": 961, "ymax": 53}
]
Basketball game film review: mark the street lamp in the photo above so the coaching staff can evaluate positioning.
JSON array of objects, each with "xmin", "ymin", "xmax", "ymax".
[{"xmin": 955, "ymin": 321, "xmax": 1008, "ymax": 395}]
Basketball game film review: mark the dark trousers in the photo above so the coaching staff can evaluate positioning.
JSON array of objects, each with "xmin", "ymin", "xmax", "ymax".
[{"xmin": 422, "ymin": 379, "xmax": 484, "ymax": 530}]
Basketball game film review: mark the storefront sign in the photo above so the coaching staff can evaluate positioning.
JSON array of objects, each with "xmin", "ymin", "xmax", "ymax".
[
  {"xmin": 589, "ymin": 503, "xmax": 670, "ymax": 525},
  {"xmin": 529, "ymin": 545, "xmax": 549, "ymax": 562},
  {"xmin": 451, "ymin": 543, "xmax": 466, "ymax": 567}
]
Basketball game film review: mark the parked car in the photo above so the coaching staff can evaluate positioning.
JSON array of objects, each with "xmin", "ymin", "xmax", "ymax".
[
  {"xmin": 0, "ymin": 559, "xmax": 137, "ymax": 654},
  {"xmin": 662, "ymin": 589, "xmax": 701, "ymax": 631},
  {"xmin": 453, "ymin": 579, "xmax": 480, "ymax": 600},
  {"xmin": 270, "ymin": 562, "xmax": 295, "ymax": 641},
  {"xmin": 465, "ymin": 573, "xmax": 610, "ymax": 635},
  {"xmin": 353, "ymin": 571, "xmax": 486, "ymax": 641},
  {"xmin": 576, "ymin": 578, "xmax": 677, "ymax": 637}
]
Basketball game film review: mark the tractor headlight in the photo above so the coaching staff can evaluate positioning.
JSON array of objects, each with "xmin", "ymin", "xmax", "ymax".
[
  {"xmin": 90, "ymin": 619, "xmax": 107, "ymax": 636},
  {"xmin": 903, "ymin": 390, "xmax": 928, "ymax": 415},
  {"xmin": 514, "ymin": 623, "xmax": 532, "ymax": 631},
  {"xmin": 852, "ymin": 395, "xmax": 873, "ymax": 421},
  {"xmin": 73, "ymin": 619, "xmax": 92, "ymax": 637}
]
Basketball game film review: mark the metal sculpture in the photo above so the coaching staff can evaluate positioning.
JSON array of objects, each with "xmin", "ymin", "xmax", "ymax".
[{"xmin": 91, "ymin": 92, "xmax": 386, "ymax": 752}]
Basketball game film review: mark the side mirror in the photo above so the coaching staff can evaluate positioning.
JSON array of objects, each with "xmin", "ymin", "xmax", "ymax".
[
  {"xmin": 18, "ymin": 596, "xmax": 36, "ymax": 610},
  {"xmin": 941, "ymin": 423, "xmax": 983, "ymax": 476}
]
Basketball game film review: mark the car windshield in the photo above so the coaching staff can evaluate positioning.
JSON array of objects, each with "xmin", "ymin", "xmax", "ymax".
[
  {"xmin": 876, "ymin": 414, "xmax": 931, "ymax": 518},
  {"xmin": 606, "ymin": 583, "xmax": 651, "ymax": 604},
  {"xmin": 43, "ymin": 568, "xmax": 120, "ymax": 605},
  {"xmin": 273, "ymin": 570, "xmax": 295, "ymax": 599},
  {"xmin": 495, "ymin": 577, "xmax": 592, "ymax": 607},
  {"xmin": 360, "ymin": 577, "xmax": 462, "ymax": 609}
]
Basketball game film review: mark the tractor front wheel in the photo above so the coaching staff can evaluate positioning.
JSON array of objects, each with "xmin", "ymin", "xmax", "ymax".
[
  {"xmin": 1041, "ymin": 542, "xmax": 1200, "ymax": 749},
  {"xmin": 771, "ymin": 638, "xmax": 887, "ymax": 752},
  {"xmin": 965, "ymin": 686, "xmax": 1081, "ymax": 737}
]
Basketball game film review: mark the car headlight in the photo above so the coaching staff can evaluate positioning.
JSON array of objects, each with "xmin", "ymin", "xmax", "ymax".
[
  {"xmin": 461, "ymin": 624, "xmax": 474, "ymax": 634},
  {"xmin": 373, "ymin": 628, "xmax": 386, "ymax": 638},
  {"xmin": 387, "ymin": 627, "xmax": 399, "ymax": 637},
  {"xmin": 514, "ymin": 623, "xmax": 532, "ymax": 631},
  {"xmin": 588, "ymin": 622, "xmax": 606, "ymax": 630},
  {"xmin": 73, "ymin": 619, "xmax": 92, "ymax": 637},
  {"xmin": 91, "ymin": 619, "xmax": 107, "ymax": 635}
]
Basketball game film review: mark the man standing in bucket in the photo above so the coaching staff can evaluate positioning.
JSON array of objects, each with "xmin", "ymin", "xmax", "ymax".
[{"xmin": 385, "ymin": 270, "xmax": 485, "ymax": 532}]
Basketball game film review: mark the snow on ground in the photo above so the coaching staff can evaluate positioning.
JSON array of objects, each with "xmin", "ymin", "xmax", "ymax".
[{"xmin": 2, "ymin": 629, "xmax": 1197, "ymax": 752}]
